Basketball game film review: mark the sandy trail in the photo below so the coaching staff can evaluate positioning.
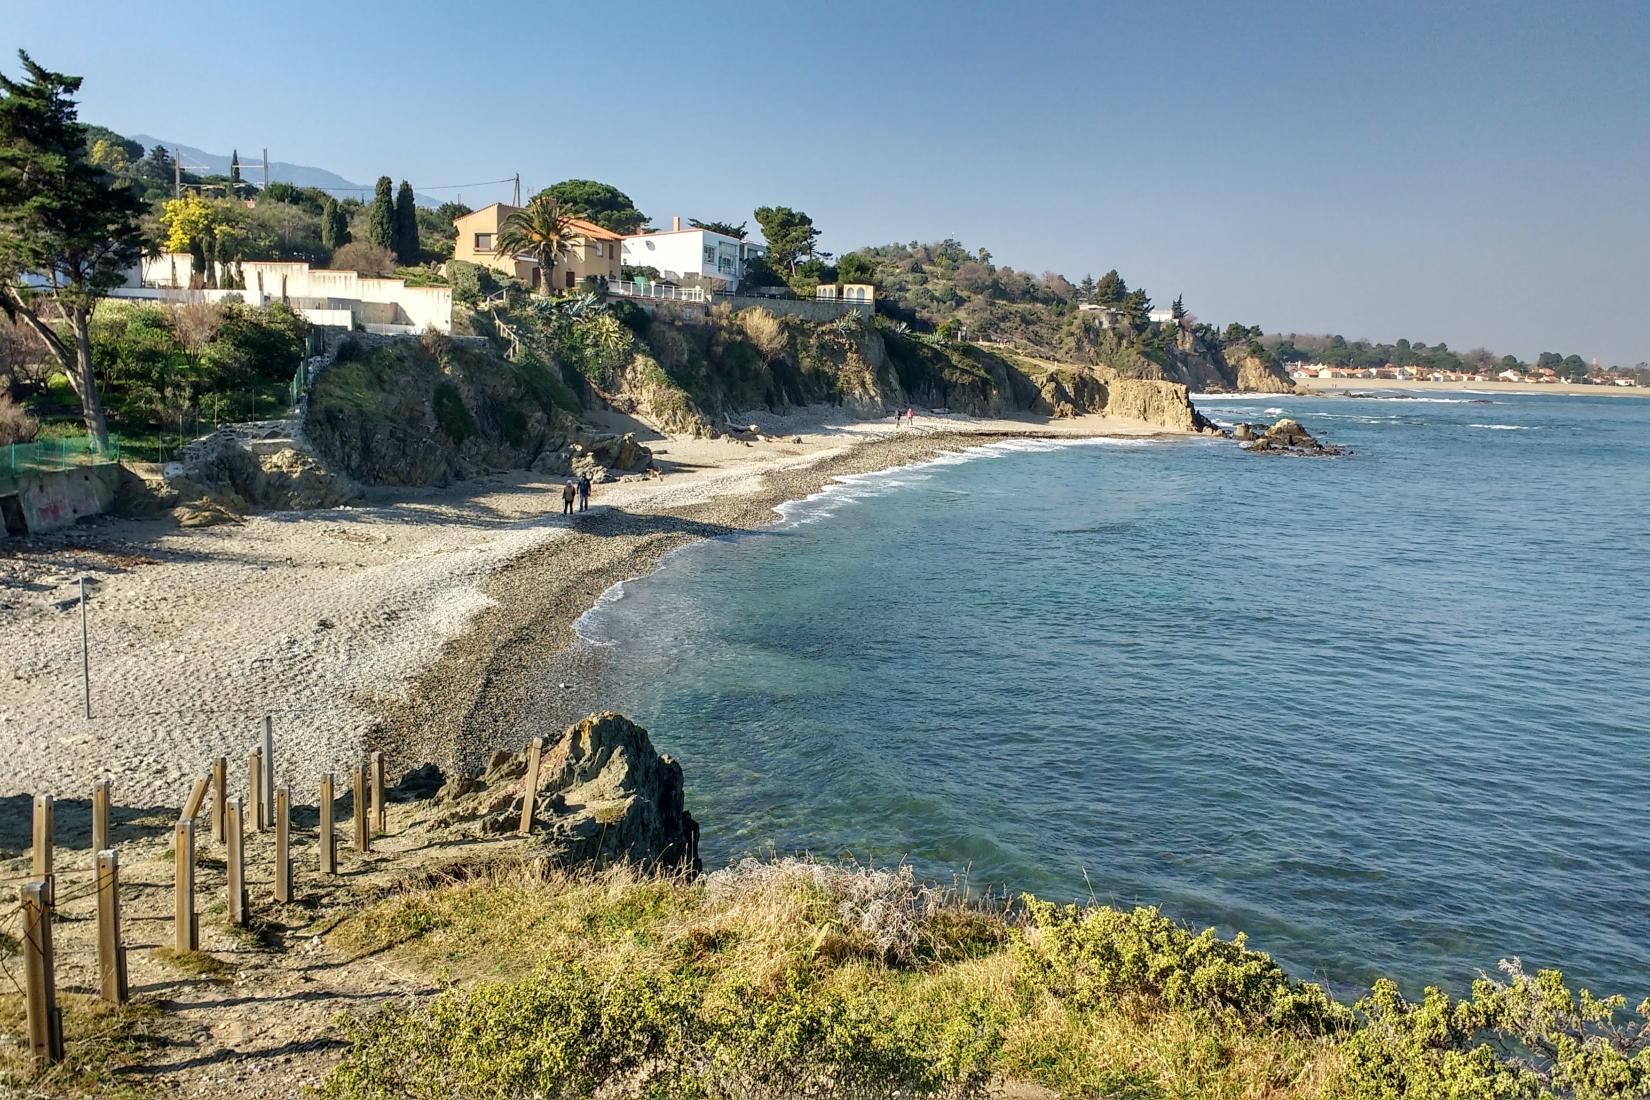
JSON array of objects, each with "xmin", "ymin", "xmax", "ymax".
[{"xmin": 0, "ymin": 409, "xmax": 1170, "ymax": 818}]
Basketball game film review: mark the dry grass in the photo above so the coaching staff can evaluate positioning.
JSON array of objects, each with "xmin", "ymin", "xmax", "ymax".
[{"xmin": 0, "ymin": 993, "xmax": 163, "ymax": 1098}]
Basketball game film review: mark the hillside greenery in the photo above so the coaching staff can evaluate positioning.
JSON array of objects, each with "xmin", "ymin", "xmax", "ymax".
[
  {"xmin": 320, "ymin": 859, "xmax": 1650, "ymax": 1100},
  {"xmin": 1268, "ymin": 333, "xmax": 1639, "ymax": 379}
]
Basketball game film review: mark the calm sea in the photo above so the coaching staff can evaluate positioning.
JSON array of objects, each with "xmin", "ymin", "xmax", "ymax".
[{"xmin": 578, "ymin": 392, "xmax": 1650, "ymax": 997}]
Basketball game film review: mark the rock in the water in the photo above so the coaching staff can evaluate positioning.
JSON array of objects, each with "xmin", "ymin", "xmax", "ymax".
[
  {"xmin": 1242, "ymin": 417, "xmax": 1348, "ymax": 456},
  {"xmin": 1232, "ymin": 423, "xmax": 1257, "ymax": 442}
]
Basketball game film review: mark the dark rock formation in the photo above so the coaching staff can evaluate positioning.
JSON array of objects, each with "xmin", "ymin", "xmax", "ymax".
[
  {"xmin": 431, "ymin": 713, "xmax": 699, "ymax": 873},
  {"xmin": 1240, "ymin": 418, "xmax": 1348, "ymax": 456}
]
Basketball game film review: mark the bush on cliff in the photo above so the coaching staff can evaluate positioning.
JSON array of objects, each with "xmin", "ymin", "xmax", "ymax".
[{"xmin": 320, "ymin": 859, "xmax": 1648, "ymax": 1099}]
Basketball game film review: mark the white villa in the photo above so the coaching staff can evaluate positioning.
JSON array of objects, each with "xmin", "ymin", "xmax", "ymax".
[
  {"xmin": 121, "ymin": 254, "xmax": 452, "ymax": 334},
  {"xmin": 621, "ymin": 218, "xmax": 766, "ymax": 290}
]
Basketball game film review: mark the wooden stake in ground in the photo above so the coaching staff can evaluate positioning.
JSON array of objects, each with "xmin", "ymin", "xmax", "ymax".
[
  {"xmin": 248, "ymin": 749, "xmax": 264, "ymax": 832},
  {"xmin": 261, "ymin": 714, "xmax": 275, "ymax": 829},
  {"xmin": 320, "ymin": 773, "xmax": 336, "ymax": 875},
  {"xmin": 371, "ymin": 750, "xmax": 386, "ymax": 834},
  {"xmin": 173, "ymin": 818, "xmax": 197, "ymax": 951},
  {"xmin": 226, "ymin": 799, "xmax": 248, "ymax": 926},
  {"xmin": 21, "ymin": 881, "xmax": 63, "ymax": 1066},
  {"xmin": 212, "ymin": 756, "xmax": 227, "ymax": 843},
  {"xmin": 95, "ymin": 849, "xmax": 127, "ymax": 1003},
  {"xmin": 181, "ymin": 774, "xmax": 210, "ymax": 822},
  {"xmin": 518, "ymin": 737, "xmax": 544, "ymax": 836},
  {"xmin": 31, "ymin": 794, "xmax": 53, "ymax": 903},
  {"xmin": 91, "ymin": 780, "xmax": 111, "ymax": 855},
  {"xmin": 274, "ymin": 785, "xmax": 292, "ymax": 903},
  {"xmin": 353, "ymin": 764, "xmax": 370, "ymax": 853}
]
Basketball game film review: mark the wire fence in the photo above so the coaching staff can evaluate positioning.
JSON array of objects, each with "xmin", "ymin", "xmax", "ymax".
[{"xmin": 2, "ymin": 435, "xmax": 123, "ymax": 482}]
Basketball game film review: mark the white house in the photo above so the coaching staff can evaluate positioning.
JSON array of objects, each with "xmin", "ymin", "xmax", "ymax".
[
  {"xmin": 123, "ymin": 253, "xmax": 452, "ymax": 333},
  {"xmin": 1147, "ymin": 306, "xmax": 1176, "ymax": 325},
  {"xmin": 621, "ymin": 218, "xmax": 766, "ymax": 290}
]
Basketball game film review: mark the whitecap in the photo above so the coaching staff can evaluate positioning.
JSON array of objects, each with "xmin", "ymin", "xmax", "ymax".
[{"xmin": 1469, "ymin": 423, "xmax": 1537, "ymax": 431}]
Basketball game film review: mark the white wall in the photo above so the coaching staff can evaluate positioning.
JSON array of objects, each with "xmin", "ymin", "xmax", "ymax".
[{"xmin": 138, "ymin": 254, "xmax": 452, "ymax": 332}]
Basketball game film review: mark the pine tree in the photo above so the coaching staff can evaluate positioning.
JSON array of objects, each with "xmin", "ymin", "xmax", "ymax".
[
  {"xmin": 1094, "ymin": 269, "xmax": 1125, "ymax": 307},
  {"xmin": 367, "ymin": 175, "xmax": 395, "ymax": 250},
  {"xmin": 1171, "ymin": 294, "xmax": 1186, "ymax": 321},
  {"xmin": 1078, "ymin": 274, "xmax": 1096, "ymax": 303},
  {"xmin": 393, "ymin": 180, "xmax": 419, "ymax": 265},
  {"xmin": 230, "ymin": 148, "xmax": 241, "ymax": 182},
  {"xmin": 320, "ymin": 197, "xmax": 342, "ymax": 250}
]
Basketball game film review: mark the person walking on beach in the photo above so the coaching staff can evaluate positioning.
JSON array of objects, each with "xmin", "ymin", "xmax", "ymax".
[
  {"xmin": 577, "ymin": 473, "xmax": 591, "ymax": 512},
  {"xmin": 906, "ymin": 405, "xmax": 915, "ymax": 427},
  {"xmin": 561, "ymin": 480, "xmax": 576, "ymax": 516},
  {"xmin": 893, "ymin": 407, "xmax": 902, "ymax": 430}
]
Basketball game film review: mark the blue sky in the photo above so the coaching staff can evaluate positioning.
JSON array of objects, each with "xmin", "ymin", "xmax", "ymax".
[{"xmin": 6, "ymin": 0, "xmax": 1647, "ymax": 364}]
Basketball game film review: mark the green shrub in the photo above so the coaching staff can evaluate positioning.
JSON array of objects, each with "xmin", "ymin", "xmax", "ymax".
[
  {"xmin": 1014, "ymin": 897, "xmax": 1352, "ymax": 1036},
  {"xmin": 431, "ymin": 381, "xmax": 476, "ymax": 444},
  {"xmin": 514, "ymin": 355, "xmax": 582, "ymax": 416}
]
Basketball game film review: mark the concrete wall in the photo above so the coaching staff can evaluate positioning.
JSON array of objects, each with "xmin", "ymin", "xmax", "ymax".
[
  {"xmin": 131, "ymin": 255, "xmax": 452, "ymax": 332},
  {"xmin": 1, "ymin": 464, "xmax": 121, "ymax": 536},
  {"xmin": 717, "ymin": 294, "xmax": 875, "ymax": 323}
]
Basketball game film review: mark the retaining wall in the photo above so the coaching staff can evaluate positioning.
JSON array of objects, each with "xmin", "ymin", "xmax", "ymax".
[{"xmin": 1, "ymin": 464, "xmax": 121, "ymax": 536}]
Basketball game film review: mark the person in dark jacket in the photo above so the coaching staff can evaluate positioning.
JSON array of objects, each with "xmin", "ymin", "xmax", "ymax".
[{"xmin": 577, "ymin": 474, "xmax": 591, "ymax": 511}]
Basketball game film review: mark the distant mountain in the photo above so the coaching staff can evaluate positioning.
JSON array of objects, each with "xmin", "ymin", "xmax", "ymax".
[{"xmin": 127, "ymin": 134, "xmax": 439, "ymax": 205}]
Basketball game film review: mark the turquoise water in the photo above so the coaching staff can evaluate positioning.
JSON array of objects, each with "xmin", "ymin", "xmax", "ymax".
[{"xmin": 579, "ymin": 392, "xmax": 1650, "ymax": 996}]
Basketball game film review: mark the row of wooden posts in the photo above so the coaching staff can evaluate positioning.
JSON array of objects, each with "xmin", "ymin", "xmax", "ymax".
[{"xmin": 15, "ymin": 719, "xmax": 393, "ymax": 1069}]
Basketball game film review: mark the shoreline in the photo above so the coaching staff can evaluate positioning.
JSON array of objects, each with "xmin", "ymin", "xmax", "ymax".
[
  {"xmin": 1296, "ymin": 377, "xmax": 1650, "ymax": 398},
  {"xmin": 370, "ymin": 423, "xmax": 1188, "ymax": 780},
  {"xmin": 0, "ymin": 410, "xmax": 1182, "ymax": 815}
]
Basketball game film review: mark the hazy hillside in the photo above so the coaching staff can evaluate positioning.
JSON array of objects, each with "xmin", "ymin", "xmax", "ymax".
[{"xmin": 128, "ymin": 133, "xmax": 440, "ymax": 204}]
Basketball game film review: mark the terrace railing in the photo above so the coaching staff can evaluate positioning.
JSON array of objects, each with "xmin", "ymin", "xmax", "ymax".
[{"xmin": 606, "ymin": 280, "xmax": 709, "ymax": 303}]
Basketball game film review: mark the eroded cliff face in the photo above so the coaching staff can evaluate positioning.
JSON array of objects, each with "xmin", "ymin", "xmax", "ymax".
[
  {"xmin": 1232, "ymin": 352, "xmax": 1299, "ymax": 394},
  {"xmin": 1071, "ymin": 326, "xmax": 1295, "ymax": 394}
]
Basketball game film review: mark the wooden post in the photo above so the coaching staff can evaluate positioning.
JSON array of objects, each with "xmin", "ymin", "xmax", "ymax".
[
  {"xmin": 226, "ymin": 800, "xmax": 247, "ymax": 926},
  {"xmin": 261, "ymin": 715, "xmax": 275, "ymax": 830},
  {"xmin": 319, "ymin": 773, "xmax": 336, "ymax": 874},
  {"xmin": 95, "ymin": 849, "xmax": 127, "ymax": 1003},
  {"xmin": 21, "ymin": 881, "xmax": 63, "ymax": 1066},
  {"xmin": 31, "ymin": 794, "xmax": 53, "ymax": 903},
  {"xmin": 80, "ymin": 575, "xmax": 91, "ymax": 720},
  {"xmin": 211, "ymin": 756, "xmax": 227, "ymax": 844},
  {"xmin": 371, "ymin": 750, "xmax": 386, "ymax": 834},
  {"xmin": 248, "ymin": 749, "xmax": 263, "ymax": 832},
  {"xmin": 173, "ymin": 818, "xmax": 197, "ymax": 951},
  {"xmin": 181, "ymin": 775, "xmax": 210, "ymax": 822},
  {"xmin": 518, "ymin": 737, "xmax": 544, "ymax": 836},
  {"xmin": 91, "ymin": 780, "xmax": 111, "ymax": 855},
  {"xmin": 352, "ymin": 764, "xmax": 370, "ymax": 853},
  {"xmin": 274, "ymin": 786, "xmax": 292, "ymax": 903}
]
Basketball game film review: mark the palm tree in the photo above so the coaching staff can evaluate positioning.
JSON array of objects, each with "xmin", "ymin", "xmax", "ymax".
[{"xmin": 495, "ymin": 194, "xmax": 576, "ymax": 295}]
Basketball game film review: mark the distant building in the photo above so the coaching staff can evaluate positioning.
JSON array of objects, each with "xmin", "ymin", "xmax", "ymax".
[
  {"xmin": 128, "ymin": 254, "xmax": 451, "ymax": 334},
  {"xmin": 1147, "ymin": 306, "xmax": 1176, "ymax": 325},
  {"xmin": 814, "ymin": 283, "xmax": 875, "ymax": 306},
  {"xmin": 451, "ymin": 203, "xmax": 622, "ymax": 291},
  {"xmin": 621, "ymin": 218, "xmax": 767, "ymax": 290}
]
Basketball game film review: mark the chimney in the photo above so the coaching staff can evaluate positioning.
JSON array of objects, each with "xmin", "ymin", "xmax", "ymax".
[{"xmin": 673, "ymin": 216, "xmax": 681, "ymax": 231}]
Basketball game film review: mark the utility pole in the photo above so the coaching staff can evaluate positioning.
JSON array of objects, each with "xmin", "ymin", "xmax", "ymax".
[
  {"xmin": 174, "ymin": 156, "xmax": 181, "ymax": 199},
  {"xmin": 513, "ymin": 173, "xmax": 520, "ymax": 206},
  {"xmin": 262, "ymin": 148, "xmax": 269, "ymax": 190}
]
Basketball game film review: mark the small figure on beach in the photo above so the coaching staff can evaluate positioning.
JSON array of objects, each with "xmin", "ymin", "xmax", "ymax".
[
  {"xmin": 561, "ymin": 480, "xmax": 576, "ymax": 515},
  {"xmin": 577, "ymin": 474, "xmax": 591, "ymax": 512},
  {"xmin": 893, "ymin": 407, "xmax": 903, "ymax": 430},
  {"xmin": 906, "ymin": 406, "xmax": 915, "ymax": 426}
]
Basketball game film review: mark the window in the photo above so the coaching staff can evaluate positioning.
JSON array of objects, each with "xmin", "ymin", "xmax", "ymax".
[
  {"xmin": 474, "ymin": 233, "xmax": 493, "ymax": 251},
  {"xmin": 703, "ymin": 246, "xmax": 717, "ymax": 265},
  {"xmin": 565, "ymin": 270, "xmax": 575, "ymax": 290},
  {"xmin": 594, "ymin": 242, "xmax": 605, "ymax": 257},
  {"xmin": 719, "ymin": 256, "xmax": 735, "ymax": 273}
]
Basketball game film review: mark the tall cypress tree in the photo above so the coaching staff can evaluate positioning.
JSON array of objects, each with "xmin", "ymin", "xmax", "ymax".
[
  {"xmin": 320, "ymin": 196, "xmax": 340, "ymax": 249},
  {"xmin": 367, "ymin": 175, "xmax": 395, "ymax": 250},
  {"xmin": 393, "ymin": 179, "xmax": 419, "ymax": 264},
  {"xmin": 230, "ymin": 148, "xmax": 240, "ymax": 182}
]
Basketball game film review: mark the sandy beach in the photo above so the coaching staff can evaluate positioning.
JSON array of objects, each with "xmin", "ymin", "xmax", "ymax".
[
  {"xmin": 1298, "ymin": 377, "xmax": 1649, "ymax": 398},
  {"xmin": 0, "ymin": 408, "xmax": 1179, "ymax": 821}
]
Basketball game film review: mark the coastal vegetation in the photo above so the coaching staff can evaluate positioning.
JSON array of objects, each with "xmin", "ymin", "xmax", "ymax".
[
  {"xmin": 318, "ymin": 859, "xmax": 1650, "ymax": 1099},
  {"xmin": 1270, "ymin": 333, "xmax": 1649, "ymax": 384}
]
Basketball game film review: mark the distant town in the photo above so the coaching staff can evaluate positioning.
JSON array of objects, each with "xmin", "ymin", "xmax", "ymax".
[{"xmin": 1292, "ymin": 362, "xmax": 1643, "ymax": 387}]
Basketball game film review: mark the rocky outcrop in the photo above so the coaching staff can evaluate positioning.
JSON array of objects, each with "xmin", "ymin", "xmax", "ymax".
[
  {"xmin": 1232, "ymin": 353, "xmax": 1300, "ymax": 395},
  {"xmin": 1239, "ymin": 418, "xmax": 1348, "ymax": 456},
  {"xmin": 431, "ymin": 713, "xmax": 699, "ymax": 873},
  {"xmin": 156, "ymin": 419, "xmax": 363, "ymax": 525}
]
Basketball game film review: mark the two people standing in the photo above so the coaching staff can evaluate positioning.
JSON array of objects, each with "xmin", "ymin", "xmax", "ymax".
[
  {"xmin": 892, "ymin": 406, "xmax": 916, "ymax": 429},
  {"xmin": 560, "ymin": 473, "xmax": 592, "ymax": 515}
]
